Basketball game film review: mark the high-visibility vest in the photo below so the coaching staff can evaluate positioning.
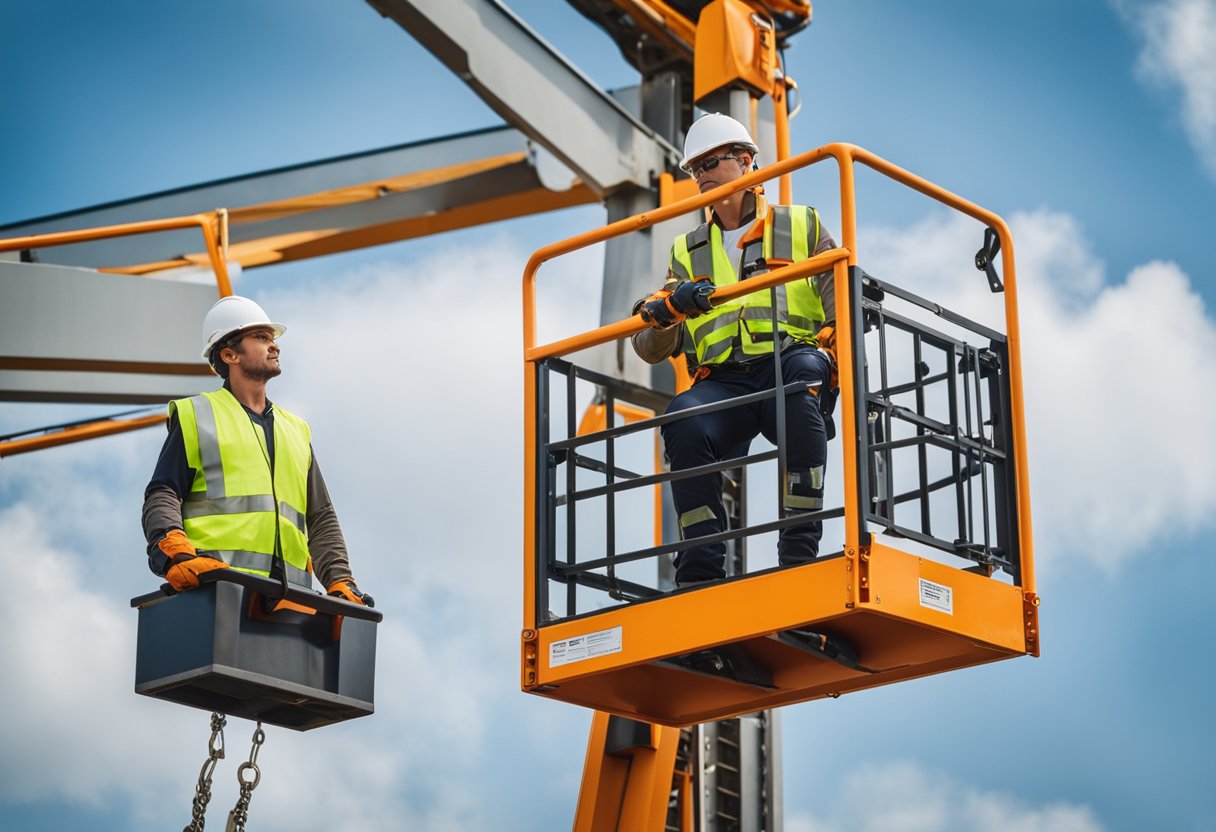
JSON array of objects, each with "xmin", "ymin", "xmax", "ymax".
[
  {"xmin": 170, "ymin": 387, "xmax": 313, "ymax": 587},
  {"xmin": 670, "ymin": 203, "xmax": 826, "ymax": 366}
]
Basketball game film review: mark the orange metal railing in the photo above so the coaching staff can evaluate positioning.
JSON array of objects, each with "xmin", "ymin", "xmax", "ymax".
[
  {"xmin": 0, "ymin": 209, "xmax": 235, "ymax": 297},
  {"xmin": 0, "ymin": 211, "xmax": 234, "ymax": 457},
  {"xmin": 522, "ymin": 142, "xmax": 1035, "ymax": 627}
]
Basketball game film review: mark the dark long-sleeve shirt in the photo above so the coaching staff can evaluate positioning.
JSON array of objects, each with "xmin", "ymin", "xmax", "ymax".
[{"xmin": 141, "ymin": 395, "xmax": 352, "ymax": 589}]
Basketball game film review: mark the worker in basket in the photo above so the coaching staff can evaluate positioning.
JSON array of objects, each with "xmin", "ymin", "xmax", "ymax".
[
  {"xmin": 142, "ymin": 294, "xmax": 373, "ymax": 607},
  {"xmin": 632, "ymin": 113, "xmax": 840, "ymax": 590}
]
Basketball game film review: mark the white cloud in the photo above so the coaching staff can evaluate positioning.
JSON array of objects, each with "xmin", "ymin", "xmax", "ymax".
[
  {"xmin": 0, "ymin": 234, "xmax": 594, "ymax": 831},
  {"xmin": 0, "ymin": 503, "xmax": 182, "ymax": 812},
  {"xmin": 861, "ymin": 208, "xmax": 1216, "ymax": 572},
  {"xmin": 1118, "ymin": 0, "xmax": 1216, "ymax": 177},
  {"xmin": 786, "ymin": 760, "xmax": 1104, "ymax": 832},
  {"xmin": 2, "ymin": 210, "xmax": 1209, "ymax": 828}
]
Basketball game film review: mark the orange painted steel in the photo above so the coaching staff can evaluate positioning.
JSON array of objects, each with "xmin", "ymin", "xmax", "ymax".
[
  {"xmin": 829, "ymin": 255, "xmax": 862, "ymax": 560},
  {"xmin": 527, "ymin": 545, "xmax": 1028, "ymax": 727},
  {"xmin": 657, "ymin": 171, "xmax": 699, "ymax": 209},
  {"xmin": 529, "ymin": 247, "xmax": 845, "ymax": 363},
  {"xmin": 522, "ymin": 141, "xmax": 1034, "ymax": 591},
  {"xmin": 0, "ymin": 211, "xmax": 235, "ymax": 297},
  {"xmin": 772, "ymin": 77, "xmax": 793, "ymax": 205},
  {"xmin": 523, "ymin": 145, "xmax": 847, "ymax": 351},
  {"xmin": 223, "ymin": 152, "xmax": 530, "ymax": 225},
  {"xmin": 573, "ymin": 712, "xmax": 682, "ymax": 832},
  {"xmin": 694, "ymin": 0, "xmax": 778, "ymax": 102},
  {"xmin": 841, "ymin": 146, "xmax": 1036, "ymax": 595},
  {"xmin": 608, "ymin": 0, "xmax": 696, "ymax": 57},
  {"xmin": 606, "ymin": 0, "xmax": 810, "ymax": 52},
  {"xmin": 677, "ymin": 765, "xmax": 693, "ymax": 831},
  {"xmin": 0, "ymin": 413, "xmax": 166, "ymax": 458},
  {"xmin": 90, "ymin": 182, "xmax": 599, "ymax": 275},
  {"xmin": 522, "ymin": 142, "xmax": 1037, "ymax": 725}
]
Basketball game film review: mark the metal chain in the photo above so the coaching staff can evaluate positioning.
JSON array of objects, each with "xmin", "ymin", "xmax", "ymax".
[
  {"xmin": 225, "ymin": 722, "xmax": 266, "ymax": 832},
  {"xmin": 184, "ymin": 712, "xmax": 227, "ymax": 832}
]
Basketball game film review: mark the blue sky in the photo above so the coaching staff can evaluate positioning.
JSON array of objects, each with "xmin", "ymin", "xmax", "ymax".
[{"xmin": 2, "ymin": 2, "xmax": 1214, "ymax": 831}]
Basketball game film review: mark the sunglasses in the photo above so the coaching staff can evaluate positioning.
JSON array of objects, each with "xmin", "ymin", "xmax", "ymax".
[{"xmin": 689, "ymin": 152, "xmax": 742, "ymax": 177}]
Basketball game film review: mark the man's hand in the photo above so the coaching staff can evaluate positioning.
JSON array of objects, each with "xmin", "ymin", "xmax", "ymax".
[
  {"xmin": 669, "ymin": 279, "xmax": 715, "ymax": 317},
  {"xmin": 158, "ymin": 530, "xmax": 228, "ymax": 591},
  {"xmin": 638, "ymin": 287, "xmax": 681, "ymax": 328},
  {"xmin": 638, "ymin": 280, "xmax": 715, "ymax": 328},
  {"xmin": 157, "ymin": 528, "xmax": 195, "ymax": 559},
  {"xmin": 165, "ymin": 553, "xmax": 229, "ymax": 591},
  {"xmin": 328, "ymin": 578, "xmax": 375, "ymax": 608}
]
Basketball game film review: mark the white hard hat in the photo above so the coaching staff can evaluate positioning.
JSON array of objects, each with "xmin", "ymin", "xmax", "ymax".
[
  {"xmin": 680, "ymin": 113, "xmax": 760, "ymax": 173},
  {"xmin": 201, "ymin": 295, "xmax": 286, "ymax": 360}
]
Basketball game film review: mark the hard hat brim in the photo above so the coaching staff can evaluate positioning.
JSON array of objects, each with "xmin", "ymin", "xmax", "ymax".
[{"xmin": 202, "ymin": 322, "xmax": 287, "ymax": 360}]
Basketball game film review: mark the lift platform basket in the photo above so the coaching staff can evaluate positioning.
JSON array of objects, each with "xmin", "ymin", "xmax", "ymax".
[
  {"xmin": 520, "ymin": 144, "xmax": 1040, "ymax": 727},
  {"xmin": 131, "ymin": 570, "xmax": 381, "ymax": 731}
]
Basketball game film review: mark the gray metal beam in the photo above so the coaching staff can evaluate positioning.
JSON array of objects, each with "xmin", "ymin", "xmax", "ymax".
[
  {"xmin": 0, "ymin": 126, "xmax": 582, "ymax": 270},
  {"xmin": 0, "ymin": 262, "xmax": 218, "ymax": 403},
  {"xmin": 364, "ymin": 0, "xmax": 679, "ymax": 196}
]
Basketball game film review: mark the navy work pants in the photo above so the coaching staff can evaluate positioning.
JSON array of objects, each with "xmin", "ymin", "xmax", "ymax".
[{"xmin": 662, "ymin": 345, "xmax": 831, "ymax": 583}]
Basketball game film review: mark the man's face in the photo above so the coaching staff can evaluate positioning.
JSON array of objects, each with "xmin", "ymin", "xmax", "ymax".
[
  {"xmin": 228, "ymin": 326, "xmax": 281, "ymax": 381},
  {"xmin": 690, "ymin": 144, "xmax": 750, "ymax": 193}
]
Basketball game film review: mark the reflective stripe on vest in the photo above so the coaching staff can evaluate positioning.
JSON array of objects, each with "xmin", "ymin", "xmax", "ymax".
[
  {"xmin": 674, "ymin": 205, "xmax": 826, "ymax": 366},
  {"xmin": 181, "ymin": 494, "xmax": 308, "ymax": 536},
  {"xmin": 170, "ymin": 388, "xmax": 312, "ymax": 580},
  {"xmin": 193, "ymin": 395, "xmax": 226, "ymax": 498}
]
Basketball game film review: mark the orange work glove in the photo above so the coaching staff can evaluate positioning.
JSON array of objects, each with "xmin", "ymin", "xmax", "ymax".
[
  {"xmin": 159, "ymin": 530, "xmax": 228, "ymax": 591},
  {"xmin": 328, "ymin": 578, "xmax": 375, "ymax": 608},
  {"xmin": 637, "ymin": 287, "xmax": 682, "ymax": 328},
  {"xmin": 157, "ymin": 528, "xmax": 195, "ymax": 559}
]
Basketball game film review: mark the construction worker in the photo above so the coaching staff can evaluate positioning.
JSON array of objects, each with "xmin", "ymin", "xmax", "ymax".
[
  {"xmin": 142, "ymin": 295, "xmax": 373, "ymax": 607},
  {"xmin": 633, "ymin": 113, "xmax": 838, "ymax": 588}
]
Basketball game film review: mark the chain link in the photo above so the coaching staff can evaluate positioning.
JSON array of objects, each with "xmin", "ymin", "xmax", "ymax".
[
  {"xmin": 184, "ymin": 712, "xmax": 227, "ymax": 832},
  {"xmin": 225, "ymin": 722, "xmax": 266, "ymax": 832}
]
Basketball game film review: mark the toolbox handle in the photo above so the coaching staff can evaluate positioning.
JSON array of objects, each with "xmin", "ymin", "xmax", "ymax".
[{"xmin": 129, "ymin": 568, "xmax": 384, "ymax": 623}]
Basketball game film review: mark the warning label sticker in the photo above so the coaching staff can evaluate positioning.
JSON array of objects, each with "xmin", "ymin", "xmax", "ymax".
[
  {"xmin": 549, "ymin": 626, "xmax": 623, "ymax": 668},
  {"xmin": 919, "ymin": 578, "xmax": 954, "ymax": 615}
]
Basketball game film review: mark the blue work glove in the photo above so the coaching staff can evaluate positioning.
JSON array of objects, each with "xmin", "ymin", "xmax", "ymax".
[
  {"xmin": 669, "ymin": 279, "xmax": 716, "ymax": 317},
  {"xmin": 637, "ymin": 281, "xmax": 715, "ymax": 328}
]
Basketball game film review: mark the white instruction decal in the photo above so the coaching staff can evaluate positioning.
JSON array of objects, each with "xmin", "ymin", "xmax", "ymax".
[
  {"xmin": 919, "ymin": 578, "xmax": 954, "ymax": 615},
  {"xmin": 549, "ymin": 626, "xmax": 623, "ymax": 668}
]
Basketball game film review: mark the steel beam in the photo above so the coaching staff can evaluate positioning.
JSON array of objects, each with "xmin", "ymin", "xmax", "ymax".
[
  {"xmin": 364, "ymin": 0, "xmax": 678, "ymax": 196},
  {"xmin": 0, "ymin": 261, "xmax": 218, "ymax": 403},
  {"xmin": 0, "ymin": 127, "xmax": 596, "ymax": 271}
]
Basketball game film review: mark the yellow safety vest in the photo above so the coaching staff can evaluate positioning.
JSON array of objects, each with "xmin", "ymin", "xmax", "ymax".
[
  {"xmin": 670, "ymin": 203, "xmax": 826, "ymax": 366},
  {"xmin": 170, "ymin": 388, "xmax": 313, "ymax": 586}
]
